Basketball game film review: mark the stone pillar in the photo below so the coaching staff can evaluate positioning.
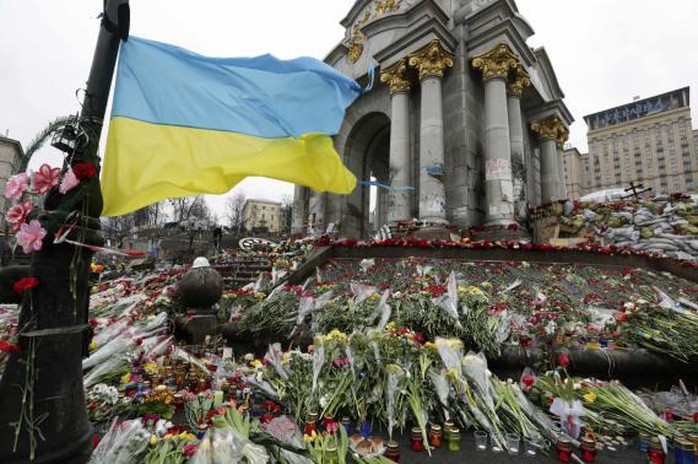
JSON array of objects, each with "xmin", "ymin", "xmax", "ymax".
[
  {"xmin": 531, "ymin": 116, "xmax": 568, "ymax": 203},
  {"xmin": 409, "ymin": 40, "xmax": 453, "ymax": 223},
  {"xmin": 506, "ymin": 65, "xmax": 531, "ymax": 218},
  {"xmin": 380, "ymin": 58, "xmax": 412, "ymax": 223},
  {"xmin": 472, "ymin": 43, "xmax": 520, "ymax": 225},
  {"xmin": 291, "ymin": 184, "xmax": 307, "ymax": 235},
  {"xmin": 308, "ymin": 191, "xmax": 326, "ymax": 234}
]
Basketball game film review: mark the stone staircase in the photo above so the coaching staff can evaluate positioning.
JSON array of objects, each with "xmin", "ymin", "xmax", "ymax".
[{"xmin": 213, "ymin": 256, "xmax": 272, "ymax": 290}]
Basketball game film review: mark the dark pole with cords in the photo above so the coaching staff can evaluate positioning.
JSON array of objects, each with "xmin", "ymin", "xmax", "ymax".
[{"xmin": 0, "ymin": 1, "xmax": 129, "ymax": 462}]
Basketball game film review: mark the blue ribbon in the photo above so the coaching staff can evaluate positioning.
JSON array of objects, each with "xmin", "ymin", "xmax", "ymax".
[{"xmin": 359, "ymin": 179, "xmax": 414, "ymax": 191}]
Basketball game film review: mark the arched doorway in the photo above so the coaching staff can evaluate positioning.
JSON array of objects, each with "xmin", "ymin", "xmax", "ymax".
[{"xmin": 341, "ymin": 112, "xmax": 391, "ymax": 238}]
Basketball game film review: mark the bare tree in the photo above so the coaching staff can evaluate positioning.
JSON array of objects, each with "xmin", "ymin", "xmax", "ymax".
[
  {"xmin": 169, "ymin": 196, "xmax": 210, "ymax": 223},
  {"xmin": 226, "ymin": 192, "xmax": 247, "ymax": 232}
]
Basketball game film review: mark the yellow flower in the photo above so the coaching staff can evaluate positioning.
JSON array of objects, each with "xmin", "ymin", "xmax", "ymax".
[
  {"xmin": 583, "ymin": 391, "xmax": 597, "ymax": 404},
  {"xmin": 303, "ymin": 430, "xmax": 317, "ymax": 444},
  {"xmin": 323, "ymin": 329, "xmax": 348, "ymax": 345},
  {"xmin": 149, "ymin": 434, "xmax": 158, "ymax": 445},
  {"xmin": 368, "ymin": 293, "xmax": 380, "ymax": 301},
  {"xmin": 250, "ymin": 359, "xmax": 263, "ymax": 368},
  {"xmin": 423, "ymin": 341, "xmax": 436, "ymax": 349},
  {"xmin": 89, "ymin": 340, "xmax": 97, "ymax": 351},
  {"xmin": 142, "ymin": 362, "xmax": 158, "ymax": 374},
  {"xmin": 121, "ymin": 373, "xmax": 131, "ymax": 384},
  {"xmin": 446, "ymin": 367, "xmax": 460, "ymax": 381}
]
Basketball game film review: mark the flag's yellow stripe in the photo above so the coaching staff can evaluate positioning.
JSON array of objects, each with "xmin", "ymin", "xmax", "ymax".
[{"xmin": 101, "ymin": 117, "xmax": 356, "ymax": 216}]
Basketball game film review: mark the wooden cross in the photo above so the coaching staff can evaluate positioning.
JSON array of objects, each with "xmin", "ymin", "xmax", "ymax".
[{"xmin": 622, "ymin": 181, "xmax": 652, "ymax": 199}]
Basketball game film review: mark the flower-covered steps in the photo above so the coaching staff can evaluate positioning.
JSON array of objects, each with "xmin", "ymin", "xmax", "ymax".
[{"xmin": 212, "ymin": 255, "xmax": 272, "ymax": 290}]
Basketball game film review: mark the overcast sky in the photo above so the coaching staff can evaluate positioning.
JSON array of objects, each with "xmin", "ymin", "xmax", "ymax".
[{"xmin": 2, "ymin": 0, "xmax": 697, "ymax": 217}]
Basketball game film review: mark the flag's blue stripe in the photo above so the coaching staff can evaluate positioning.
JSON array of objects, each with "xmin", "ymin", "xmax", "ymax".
[{"xmin": 112, "ymin": 36, "xmax": 362, "ymax": 139}]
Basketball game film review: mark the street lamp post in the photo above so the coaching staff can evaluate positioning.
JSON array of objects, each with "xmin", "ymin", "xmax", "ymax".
[{"xmin": 0, "ymin": 2, "xmax": 129, "ymax": 462}]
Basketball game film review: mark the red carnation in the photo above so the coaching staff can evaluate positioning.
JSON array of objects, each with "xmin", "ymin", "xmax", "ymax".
[
  {"xmin": 521, "ymin": 374, "xmax": 536, "ymax": 388},
  {"xmin": 72, "ymin": 162, "xmax": 97, "ymax": 180},
  {"xmin": 557, "ymin": 353, "xmax": 570, "ymax": 368},
  {"xmin": 0, "ymin": 340, "xmax": 21, "ymax": 353},
  {"xmin": 13, "ymin": 276, "xmax": 40, "ymax": 294}
]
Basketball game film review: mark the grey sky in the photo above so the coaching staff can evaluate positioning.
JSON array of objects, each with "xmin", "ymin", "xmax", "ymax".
[{"xmin": 1, "ymin": 0, "xmax": 697, "ymax": 216}]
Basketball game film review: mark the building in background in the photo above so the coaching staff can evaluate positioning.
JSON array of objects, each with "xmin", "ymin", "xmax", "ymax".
[
  {"xmin": 242, "ymin": 199, "xmax": 283, "ymax": 234},
  {"xmin": 0, "ymin": 136, "xmax": 24, "ymax": 229},
  {"xmin": 562, "ymin": 146, "xmax": 586, "ymax": 200},
  {"xmin": 583, "ymin": 87, "xmax": 698, "ymax": 195}
]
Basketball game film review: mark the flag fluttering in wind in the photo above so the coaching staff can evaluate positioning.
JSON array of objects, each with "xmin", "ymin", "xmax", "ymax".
[{"xmin": 102, "ymin": 36, "xmax": 362, "ymax": 216}]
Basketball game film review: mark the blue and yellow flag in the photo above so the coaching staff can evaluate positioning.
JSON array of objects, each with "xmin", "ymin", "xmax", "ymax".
[{"xmin": 102, "ymin": 36, "xmax": 362, "ymax": 216}]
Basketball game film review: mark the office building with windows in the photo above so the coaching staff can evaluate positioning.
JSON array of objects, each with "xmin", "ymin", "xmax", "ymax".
[{"xmin": 582, "ymin": 87, "xmax": 698, "ymax": 195}]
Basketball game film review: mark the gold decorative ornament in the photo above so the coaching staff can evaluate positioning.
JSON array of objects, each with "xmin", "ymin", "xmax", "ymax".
[
  {"xmin": 472, "ymin": 43, "xmax": 520, "ymax": 81},
  {"xmin": 408, "ymin": 40, "xmax": 454, "ymax": 80},
  {"xmin": 375, "ymin": 0, "xmax": 401, "ymax": 15},
  {"xmin": 380, "ymin": 58, "xmax": 411, "ymax": 94},
  {"xmin": 507, "ymin": 64, "xmax": 530, "ymax": 97},
  {"xmin": 531, "ymin": 116, "xmax": 568, "ymax": 144},
  {"xmin": 347, "ymin": 2, "xmax": 402, "ymax": 64}
]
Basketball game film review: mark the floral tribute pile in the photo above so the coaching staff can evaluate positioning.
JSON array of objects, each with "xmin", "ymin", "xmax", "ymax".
[
  {"xmin": 530, "ymin": 193, "xmax": 698, "ymax": 261},
  {"xmin": 2, "ymin": 234, "xmax": 698, "ymax": 462}
]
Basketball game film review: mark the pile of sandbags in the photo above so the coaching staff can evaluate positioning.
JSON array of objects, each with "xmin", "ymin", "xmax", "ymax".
[{"xmin": 563, "ymin": 194, "xmax": 698, "ymax": 261}]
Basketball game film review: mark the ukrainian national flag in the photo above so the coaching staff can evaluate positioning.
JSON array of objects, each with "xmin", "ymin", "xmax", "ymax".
[{"xmin": 102, "ymin": 36, "xmax": 362, "ymax": 216}]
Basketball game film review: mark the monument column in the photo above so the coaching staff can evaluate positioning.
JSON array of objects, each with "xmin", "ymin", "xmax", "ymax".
[
  {"xmin": 292, "ymin": 184, "xmax": 307, "ymax": 235},
  {"xmin": 506, "ymin": 65, "xmax": 531, "ymax": 214},
  {"xmin": 380, "ymin": 58, "xmax": 412, "ymax": 223},
  {"xmin": 308, "ymin": 191, "xmax": 326, "ymax": 234},
  {"xmin": 409, "ymin": 40, "xmax": 453, "ymax": 223},
  {"xmin": 472, "ymin": 43, "xmax": 520, "ymax": 225},
  {"xmin": 557, "ymin": 128, "xmax": 570, "ymax": 199},
  {"xmin": 531, "ymin": 116, "xmax": 568, "ymax": 203}
]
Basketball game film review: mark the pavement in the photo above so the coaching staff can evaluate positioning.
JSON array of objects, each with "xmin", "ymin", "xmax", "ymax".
[{"xmin": 382, "ymin": 432, "xmax": 668, "ymax": 463}]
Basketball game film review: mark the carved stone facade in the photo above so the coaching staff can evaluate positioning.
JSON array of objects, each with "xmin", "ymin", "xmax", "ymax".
[{"xmin": 292, "ymin": 0, "xmax": 573, "ymax": 237}]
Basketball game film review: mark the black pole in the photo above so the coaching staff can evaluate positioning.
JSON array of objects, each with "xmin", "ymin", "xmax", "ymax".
[{"xmin": 0, "ymin": 2, "xmax": 128, "ymax": 463}]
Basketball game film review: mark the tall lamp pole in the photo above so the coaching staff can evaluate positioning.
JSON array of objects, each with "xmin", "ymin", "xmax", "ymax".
[{"xmin": 0, "ymin": 1, "xmax": 129, "ymax": 462}]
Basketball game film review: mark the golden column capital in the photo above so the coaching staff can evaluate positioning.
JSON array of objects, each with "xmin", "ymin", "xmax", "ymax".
[
  {"xmin": 507, "ymin": 64, "xmax": 531, "ymax": 97},
  {"xmin": 408, "ymin": 40, "xmax": 454, "ymax": 80},
  {"xmin": 531, "ymin": 116, "xmax": 569, "ymax": 145},
  {"xmin": 472, "ymin": 43, "xmax": 520, "ymax": 81},
  {"xmin": 380, "ymin": 58, "xmax": 411, "ymax": 95}
]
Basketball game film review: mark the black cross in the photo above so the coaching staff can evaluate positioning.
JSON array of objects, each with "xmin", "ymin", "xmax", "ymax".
[{"xmin": 622, "ymin": 181, "xmax": 652, "ymax": 199}]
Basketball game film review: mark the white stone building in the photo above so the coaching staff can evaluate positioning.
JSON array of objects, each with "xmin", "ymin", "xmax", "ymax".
[{"xmin": 292, "ymin": 0, "xmax": 573, "ymax": 237}]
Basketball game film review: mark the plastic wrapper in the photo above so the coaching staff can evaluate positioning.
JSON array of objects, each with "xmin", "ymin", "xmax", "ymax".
[
  {"xmin": 385, "ymin": 364, "xmax": 404, "ymax": 440},
  {"xmin": 311, "ymin": 339, "xmax": 325, "ymax": 394},
  {"xmin": 265, "ymin": 343, "xmax": 288, "ymax": 380},
  {"xmin": 350, "ymin": 283, "xmax": 378, "ymax": 306},
  {"xmin": 89, "ymin": 419, "xmax": 150, "ymax": 464},
  {"xmin": 371, "ymin": 290, "xmax": 392, "ymax": 330},
  {"xmin": 433, "ymin": 272, "xmax": 463, "ymax": 326},
  {"xmin": 429, "ymin": 369, "xmax": 451, "ymax": 420},
  {"xmin": 190, "ymin": 428, "xmax": 269, "ymax": 464},
  {"xmin": 435, "ymin": 337, "xmax": 463, "ymax": 379}
]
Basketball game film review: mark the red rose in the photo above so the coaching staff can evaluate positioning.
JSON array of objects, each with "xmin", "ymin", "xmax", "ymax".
[
  {"xmin": 13, "ymin": 276, "xmax": 40, "ymax": 294},
  {"xmin": 0, "ymin": 340, "xmax": 21, "ymax": 353},
  {"xmin": 183, "ymin": 444, "xmax": 198, "ymax": 458},
  {"xmin": 557, "ymin": 353, "xmax": 570, "ymax": 368},
  {"xmin": 72, "ymin": 162, "xmax": 97, "ymax": 180},
  {"xmin": 521, "ymin": 375, "xmax": 536, "ymax": 388}
]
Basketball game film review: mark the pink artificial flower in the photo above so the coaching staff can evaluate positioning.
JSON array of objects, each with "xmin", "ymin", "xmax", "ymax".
[
  {"xmin": 59, "ymin": 167, "xmax": 79, "ymax": 194},
  {"xmin": 6, "ymin": 200, "xmax": 33, "ymax": 233},
  {"xmin": 16, "ymin": 219, "xmax": 47, "ymax": 254},
  {"xmin": 4, "ymin": 172, "xmax": 29, "ymax": 200},
  {"xmin": 31, "ymin": 164, "xmax": 61, "ymax": 195}
]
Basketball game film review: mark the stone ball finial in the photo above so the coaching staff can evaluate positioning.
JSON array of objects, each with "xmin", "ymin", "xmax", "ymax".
[{"xmin": 178, "ymin": 258, "xmax": 223, "ymax": 309}]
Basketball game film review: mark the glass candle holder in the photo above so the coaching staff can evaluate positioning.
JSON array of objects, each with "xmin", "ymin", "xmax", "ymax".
[
  {"xmin": 448, "ymin": 427, "xmax": 461, "ymax": 452},
  {"xmin": 411, "ymin": 427, "xmax": 424, "ymax": 452},
  {"xmin": 649, "ymin": 437, "xmax": 665, "ymax": 464},
  {"xmin": 443, "ymin": 421, "xmax": 454, "ymax": 441},
  {"xmin": 581, "ymin": 437, "xmax": 597, "ymax": 463},
  {"xmin": 556, "ymin": 436, "xmax": 572, "ymax": 463},
  {"xmin": 506, "ymin": 433, "xmax": 520, "ymax": 455},
  {"xmin": 474, "ymin": 431, "xmax": 488, "ymax": 452},
  {"xmin": 638, "ymin": 432, "xmax": 650, "ymax": 452},
  {"xmin": 384, "ymin": 440, "xmax": 400, "ymax": 463},
  {"xmin": 429, "ymin": 424, "xmax": 443, "ymax": 448},
  {"xmin": 675, "ymin": 438, "xmax": 696, "ymax": 464}
]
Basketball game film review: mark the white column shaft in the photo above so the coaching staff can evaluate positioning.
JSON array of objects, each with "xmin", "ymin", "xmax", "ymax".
[
  {"xmin": 388, "ymin": 91, "xmax": 411, "ymax": 222},
  {"xmin": 418, "ymin": 76, "xmax": 447, "ymax": 223},
  {"xmin": 484, "ymin": 78, "xmax": 515, "ymax": 224},
  {"xmin": 540, "ymin": 138, "xmax": 559, "ymax": 202}
]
